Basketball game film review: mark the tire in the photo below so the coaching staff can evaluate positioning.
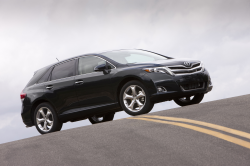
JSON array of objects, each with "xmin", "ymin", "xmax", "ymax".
[
  {"xmin": 88, "ymin": 112, "xmax": 115, "ymax": 124},
  {"xmin": 34, "ymin": 102, "xmax": 63, "ymax": 134},
  {"xmin": 174, "ymin": 93, "xmax": 204, "ymax": 107},
  {"xmin": 119, "ymin": 80, "xmax": 154, "ymax": 116}
]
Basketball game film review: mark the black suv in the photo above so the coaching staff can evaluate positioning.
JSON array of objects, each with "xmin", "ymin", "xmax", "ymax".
[{"xmin": 21, "ymin": 49, "xmax": 213, "ymax": 134}]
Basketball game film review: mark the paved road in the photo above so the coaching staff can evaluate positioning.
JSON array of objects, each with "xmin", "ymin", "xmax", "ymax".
[{"xmin": 1, "ymin": 94, "xmax": 250, "ymax": 166}]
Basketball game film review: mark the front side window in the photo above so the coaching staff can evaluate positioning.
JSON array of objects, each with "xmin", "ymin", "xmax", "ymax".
[
  {"xmin": 51, "ymin": 60, "xmax": 76, "ymax": 80},
  {"xmin": 102, "ymin": 50, "xmax": 169, "ymax": 64},
  {"xmin": 78, "ymin": 56, "xmax": 109, "ymax": 75}
]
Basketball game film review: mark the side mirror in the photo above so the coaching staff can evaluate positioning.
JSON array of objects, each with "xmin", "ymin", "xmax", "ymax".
[{"xmin": 94, "ymin": 64, "xmax": 106, "ymax": 71}]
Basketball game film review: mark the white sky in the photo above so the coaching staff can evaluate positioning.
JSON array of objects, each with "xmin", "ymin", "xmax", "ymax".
[{"xmin": 0, "ymin": 0, "xmax": 250, "ymax": 144}]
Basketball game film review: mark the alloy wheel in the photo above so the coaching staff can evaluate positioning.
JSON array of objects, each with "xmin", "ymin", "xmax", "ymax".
[
  {"xmin": 36, "ymin": 107, "xmax": 54, "ymax": 132},
  {"xmin": 123, "ymin": 85, "xmax": 146, "ymax": 112}
]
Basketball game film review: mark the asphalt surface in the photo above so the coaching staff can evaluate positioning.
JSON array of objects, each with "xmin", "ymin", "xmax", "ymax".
[{"xmin": 1, "ymin": 94, "xmax": 250, "ymax": 166}]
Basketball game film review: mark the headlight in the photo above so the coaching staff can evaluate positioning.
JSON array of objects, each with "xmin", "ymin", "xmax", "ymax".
[
  {"xmin": 201, "ymin": 62, "xmax": 205, "ymax": 72},
  {"xmin": 144, "ymin": 67, "xmax": 174, "ymax": 76}
]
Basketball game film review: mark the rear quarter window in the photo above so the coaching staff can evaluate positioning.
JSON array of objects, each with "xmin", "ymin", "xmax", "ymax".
[
  {"xmin": 26, "ymin": 66, "xmax": 50, "ymax": 87},
  {"xmin": 37, "ymin": 67, "xmax": 53, "ymax": 84}
]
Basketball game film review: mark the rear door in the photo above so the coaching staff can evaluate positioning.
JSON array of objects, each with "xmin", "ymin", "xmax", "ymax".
[{"xmin": 44, "ymin": 59, "xmax": 79, "ymax": 115}]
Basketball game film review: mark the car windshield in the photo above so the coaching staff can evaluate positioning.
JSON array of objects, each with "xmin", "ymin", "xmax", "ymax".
[{"xmin": 102, "ymin": 50, "xmax": 169, "ymax": 64}]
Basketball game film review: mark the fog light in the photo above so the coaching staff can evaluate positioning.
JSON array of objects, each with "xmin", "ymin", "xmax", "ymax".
[{"xmin": 157, "ymin": 86, "xmax": 167, "ymax": 92}]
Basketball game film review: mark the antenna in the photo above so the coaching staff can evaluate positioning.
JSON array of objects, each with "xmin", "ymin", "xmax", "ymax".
[{"xmin": 56, "ymin": 58, "xmax": 59, "ymax": 62}]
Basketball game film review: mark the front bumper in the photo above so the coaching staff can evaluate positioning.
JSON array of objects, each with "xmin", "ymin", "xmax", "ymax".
[
  {"xmin": 151, "ymin": 83, "xmax": 213, "ymax": 103},
  {"xmin": 145, "ymin": 70, "xmax": 213, "ymax": 103}
]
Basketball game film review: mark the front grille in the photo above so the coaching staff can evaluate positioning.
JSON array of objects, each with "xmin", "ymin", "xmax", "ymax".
[
  {"xmin": 167, "ymin": 62, "xmax": 201, "ymax": 75},
  {"xmin": 181, "ymin": 82, "xmax": 204, "ymax": 91},
  {"xmin": 192, "ymin": 63, "xmax": 200, "ymax": 68},
  {"xmin": 168, "ymin": 66, "xmax": 188, "ymax": 70}
]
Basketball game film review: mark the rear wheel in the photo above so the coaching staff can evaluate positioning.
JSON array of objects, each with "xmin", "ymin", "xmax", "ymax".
[
  {"xmin": 120, "ymin": 80, "xmax": 154, "ymax": 116},
  {"xmin": 88, "ymin": 112, "xmax": 115, "ymax": 124},
  {"xmin": 34, "ymin": 102, "xmax": 62, "ymax": 134},
  {"xmin": 174, "ymin": 93, "xmax": 204, "ymax": 106}
]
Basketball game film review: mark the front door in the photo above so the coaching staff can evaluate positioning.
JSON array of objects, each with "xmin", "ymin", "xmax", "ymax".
[{"xmin": 74, "ymin": 56, "xmax": 115, "ymax": 111}]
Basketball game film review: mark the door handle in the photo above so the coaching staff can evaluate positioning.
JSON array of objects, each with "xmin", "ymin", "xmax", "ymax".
[
  {"xmin": 46, "ymin": 85, "xmax": 53, "ymax": 90},
  {"xmin": 75, "ymin": 80, "xmax": 84, "ymax": 85}
]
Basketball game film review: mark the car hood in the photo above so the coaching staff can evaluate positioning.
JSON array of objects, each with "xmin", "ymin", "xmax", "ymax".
[{"xmin": 127, "ymin": 58, "xmax": 201, "ymax": 68}]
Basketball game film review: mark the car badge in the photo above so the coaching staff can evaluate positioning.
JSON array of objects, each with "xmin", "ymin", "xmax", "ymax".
[{"xmin": 184, "ymin": 62, "xmax": 191, "ymax": 67}]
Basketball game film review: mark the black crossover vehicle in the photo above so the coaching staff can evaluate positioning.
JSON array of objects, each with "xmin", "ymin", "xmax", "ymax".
[{"xmin": 21, "ymin": 49, "xmax": 213, "ymax": 134}]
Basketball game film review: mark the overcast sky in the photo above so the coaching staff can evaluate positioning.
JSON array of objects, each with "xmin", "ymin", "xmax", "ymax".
[{"xmin": 0, "ymin": 0, "xmax": 250, "ymax": 144}]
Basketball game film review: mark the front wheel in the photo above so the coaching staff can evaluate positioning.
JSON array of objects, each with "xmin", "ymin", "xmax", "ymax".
[
  {"xmin": 174, "ymin": 93, "xmax": 204, "ymax": 106},
  {"xmin": 120, "ymin": 80, "xmax": 154, "ymax": 116},
  {"xmin": 88, "ymin": 112, "xmax": 115, "ymax": 124}
]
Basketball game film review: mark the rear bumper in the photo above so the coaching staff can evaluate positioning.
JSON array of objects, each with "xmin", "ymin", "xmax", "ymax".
[{"xmin": 21, "ymin": 104, "xmax": 33, "ymax": 127}]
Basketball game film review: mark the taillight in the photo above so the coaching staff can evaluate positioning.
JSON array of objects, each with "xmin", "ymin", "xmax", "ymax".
[{"xmin": 20, "ymin": 90, "xmax": 26, "ymax": 100}]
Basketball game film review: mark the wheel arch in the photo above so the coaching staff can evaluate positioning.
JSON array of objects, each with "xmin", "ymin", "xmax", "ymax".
[
  {"xmin": 30, "ymin": 99, "xmax": 57, "ymax": 125},
  {"xmin": 116, "ymin": 76, "xmax": 145, "ymax": 105}
]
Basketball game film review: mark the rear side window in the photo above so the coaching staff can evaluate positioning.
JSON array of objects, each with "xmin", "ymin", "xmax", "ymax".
[
  {"xmin": 51, "ymin": 60, "xmax": 76, "ymax": 81},
  {"xmin": 26, "ymin": 66, "xmax": 50, "ymax": 87}
]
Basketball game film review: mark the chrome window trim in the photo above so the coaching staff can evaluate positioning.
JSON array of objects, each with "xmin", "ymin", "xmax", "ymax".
[
  {"xmin": 75, "ymin": 67, "xmax": 116, "ymax": 77},
  {"xmin": 38, "ymin": 58, "xmax": 78, "ymax": 84},
  {"xmin": 53, "ymin": 58, "xmax": 78, "ymax": 66},
  {"xmin": 75, "ymin": 71, "xmax": 112, "ymax": 77},
  {"xmin": 36, "ymin": 56, "xmax": 116, "ymax": 84},
  {"xmin": 34, "ymin": 61, "xmax": 77, "ymax": 85},
  {"xmin": 40, "ymin": 75, "xmax": 76, "ymax": 85}
]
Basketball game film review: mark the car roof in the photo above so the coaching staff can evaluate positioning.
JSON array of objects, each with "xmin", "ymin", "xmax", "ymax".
[
  {"xmin": 34, "ymin": 49, "xmax": 135, "ymax": 72},
  {"xmin": 34, "ymin": 49, "xmax": 165, "ymax": 74}
]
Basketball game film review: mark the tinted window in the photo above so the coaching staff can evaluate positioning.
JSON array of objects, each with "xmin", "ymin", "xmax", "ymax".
[
  {"xmin": 102, "ymin": 50, "xmax": 169, "ymax": 64},
  {"xmin": 37, "ymin": 67, "xmax": 53, "ymax": 83},
  {"xmin": 78, "ymin": 56, "xmax": 106, "ymax": 75},
  {"xmin": 26, "ymin": 66, "xmax": 50, "ymax": 87},
  {"xmin": 51, "ymin": 60, "xmax": 76, "ymax": 80}
]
